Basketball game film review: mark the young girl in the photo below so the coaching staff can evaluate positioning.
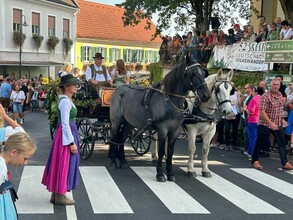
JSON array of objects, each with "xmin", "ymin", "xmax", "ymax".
[
  {"xmin": 0, "ymin": 104, "xmax": 37, "ymax": 220},
  {"xmin": 42, "ymin": 74, "xmax": 80, "ymax": 205}
]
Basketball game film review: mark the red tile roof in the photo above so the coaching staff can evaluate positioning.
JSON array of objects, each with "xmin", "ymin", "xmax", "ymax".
[{"xmin": 76, "ymin": 0, "xmax": 161, "ymax": 45}]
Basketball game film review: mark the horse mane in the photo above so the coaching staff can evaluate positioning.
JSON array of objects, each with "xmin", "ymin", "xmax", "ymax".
[{"xmin": 161, "ymin": 62, "xmax": 187, "ymax": 93}]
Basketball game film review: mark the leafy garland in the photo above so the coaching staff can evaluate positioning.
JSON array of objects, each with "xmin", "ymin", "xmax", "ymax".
[
  {"xmin": 47, "ymin": 36, "xmax": 60, "ymax": 51},
  {"xmin": 32, "ymin": 34, "xmax": 44, "ymax": 52},
  {"xmin": 63, "ymin": 38, "xmax": 73, "ymax": 58},
  {"xmin": 13, "ymin": 31, "xmax": 26, "ymax": 46}
]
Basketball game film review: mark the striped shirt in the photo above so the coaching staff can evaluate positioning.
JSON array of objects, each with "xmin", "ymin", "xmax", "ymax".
[{"xmin": 259, "ymin": 91, "xmax": 284, "ymax": 127}]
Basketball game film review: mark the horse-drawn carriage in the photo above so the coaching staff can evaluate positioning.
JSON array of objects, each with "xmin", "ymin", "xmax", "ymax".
[{"xmin": 48, "ymin": 76, "xmax": 155, "ymax": 160}]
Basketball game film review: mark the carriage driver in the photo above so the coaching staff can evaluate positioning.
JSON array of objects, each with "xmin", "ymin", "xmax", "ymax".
[{"xmin": 85, "ymin": 52, "xmax": 113, "ymax": 87}]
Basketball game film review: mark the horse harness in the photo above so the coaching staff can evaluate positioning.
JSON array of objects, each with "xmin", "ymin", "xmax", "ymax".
[{"xmin": 185, "ymin": 79, "xmax": 232, "ymax": 125}]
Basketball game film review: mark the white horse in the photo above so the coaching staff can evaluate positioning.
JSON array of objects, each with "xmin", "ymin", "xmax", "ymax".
[
  {"xmin": 151, "ymin": 69, "xmax": 234, "ymax": 179},
  {"xmin": 185, "ymin": 69, "xmax": 234, "ymax": 178}
]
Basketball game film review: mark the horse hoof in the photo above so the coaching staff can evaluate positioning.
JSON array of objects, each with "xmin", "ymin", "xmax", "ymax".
[
  {"xmin": 202, "ymin": 171, "xmax": 212, "ymax": 178},
  {"xmin": 187, "ymin": 172, "xmax": 197, "ymax": 178},
  {"xmin": 120, "ymin": 162, "xmax": 129, "ymax": 169},
  {"xmin": 156, "ymin": 175, "xmax": 166, "ymax": 182},
  {"xmin": 167, "ymin": 175, "xmax": 176, "ymax": 182}
]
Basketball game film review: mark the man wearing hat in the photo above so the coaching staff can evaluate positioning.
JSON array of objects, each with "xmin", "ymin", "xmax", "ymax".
[
  {"xmin": 233, "ymin": 24, "xmax": 244, "ymax": 43},
  {"xmin": 85, "ymin": 52, "xmax": 112, "ymax": 86}
]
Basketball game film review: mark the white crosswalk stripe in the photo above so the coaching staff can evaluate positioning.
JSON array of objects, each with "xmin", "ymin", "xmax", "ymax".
[
  {"xmin": 17, "ymin": 166, "xmax": 54, "ymax": 214},
  {"xmin": 180, "ymin": 167, "xmax": 284, "ymax": 214},
  {"xmin": 132, "ymin": 166, "xmax": 210, "ymax": 214},
  {"xmin": 15, "ymin": 165, "xmax": 293, "ymax": 217},
  {"xmin": 232, "ymin": 168, "xmax": 293, "ymax": 200},
  {"xmin": 80, "ymin": 166, "xmax": 133, "ymax": 214}
]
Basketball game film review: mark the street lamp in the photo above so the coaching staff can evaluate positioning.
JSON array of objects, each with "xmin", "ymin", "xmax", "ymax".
[{"xmin": 19, "ymin": 14, "xmax": 28, "ymax": 79}]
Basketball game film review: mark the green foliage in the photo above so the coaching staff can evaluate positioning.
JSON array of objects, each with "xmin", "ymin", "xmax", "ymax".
[
  {"xmin": 46, "ymin": 79, "xmax": 60, "ymax": 128},
  {"xmin": 120, "ymin": 0, "xmax": 251, "ymax": 37},
  {"xmin": 47, "ymin": 36, "xmax": 60, "ymax": 50},
  {"xmin": 32, "ymin": 34, "xmax": 44, "ymax": 52},
  {"xmin": 73, "ymin": 99, "xmax": 95, "ymax": 108},
  {"xmin": 149, "ymin": 63, "xmax": 163, "ymax": 84},
  {"xmin": 13, "ymin": 31, "xmax": 26, "ymax": 46},
  {"xmin": 63, "ymin": 38, "xmax": 73, "ymax": 58}
]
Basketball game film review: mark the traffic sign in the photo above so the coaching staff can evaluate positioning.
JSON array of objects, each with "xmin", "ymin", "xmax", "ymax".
[
  {"xmin": 266, "ymin": 40, "xmax": 293, "ymax": 52},
  {"xmin": 265, "ymin": 52, "xmax": 293, "ymax": 63},
  {"xmin": 265, "ymin": 40, "xmax": 293, "ymax": 63}
]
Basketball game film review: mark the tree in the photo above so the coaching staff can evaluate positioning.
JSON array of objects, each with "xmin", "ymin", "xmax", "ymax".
[
  {"xmin": 120, "ymin": 0, "xmax": 251, "ymax": 37},
  {"xmin": 279, "ymin": 0, "xmax": 293, "ymax": 22}
]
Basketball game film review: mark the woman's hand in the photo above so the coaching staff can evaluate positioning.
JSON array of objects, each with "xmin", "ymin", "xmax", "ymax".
[{"xmin": 70, "ymin": 144, "xmax": 78, "ymax": 154}]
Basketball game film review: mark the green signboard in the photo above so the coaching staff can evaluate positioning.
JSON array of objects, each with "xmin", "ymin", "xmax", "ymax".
[
  {"xmin": 263, "ymin": 73, "xmax": 293, "ymax": 87},
  {"xmin": 265, "ymin": 52, "xmax": 293, "ymax": 63},
  {"xmin": 265, "ymin": 40, "xmax": 293, "ymax": 63}
]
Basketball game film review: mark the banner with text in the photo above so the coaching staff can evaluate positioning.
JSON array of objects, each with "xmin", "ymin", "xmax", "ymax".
[{"xmin": 208, "ymin": 42, "xmax": 271, "ymax": 72}]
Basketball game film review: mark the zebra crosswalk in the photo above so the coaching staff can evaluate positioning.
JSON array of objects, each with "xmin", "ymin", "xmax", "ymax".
[{"xmin": 15, "ymin": 165, "xmax": 293, "ymax": 219}]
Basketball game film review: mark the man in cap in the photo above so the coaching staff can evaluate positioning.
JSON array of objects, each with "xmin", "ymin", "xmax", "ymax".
[
  {"xmin": 233, "ymin": 24, "xmax": 244, "ymax": 43},
  {"xmin": 85, "ymin": 52, "xmax": 112, "ymax": 86}
]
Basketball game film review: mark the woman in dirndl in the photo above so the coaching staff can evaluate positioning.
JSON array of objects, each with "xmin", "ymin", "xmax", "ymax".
[
  {"xmin": 111, "ymin": 59, "xmax": 131, "ymax": 87},
  {"xmin": 42, "ymin": 74, "xmax": 80, "ymax": 205}
]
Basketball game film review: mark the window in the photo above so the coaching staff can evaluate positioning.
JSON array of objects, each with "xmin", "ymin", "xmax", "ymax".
[
  {"xmin": 136, "ymin": 50, "xmax": 143, "ymax": 63},
  {"xmin": 63, "ymin": 18, "xmax": 69, "ymax": 38},
  {"xmin": 81, "ymin": 46, "xmax": 91, "ymax": 62},
  {"xmin": 32, "ymin": 12, "xmax": 40, "ymax": 34},
  {"xmin": 123, "ymin": 49, "xmax": 132, "ymax": 63},
  {"xmin": 48, "ymin": 16, "xmax": 55, "ymax": 36},
  {"xmin": 13, "ymin": 9, "xmax": 22, "ymax": 31},
  {"xmin": 145, "ymin": 50, "xmax": 153, "ymax": 63}
]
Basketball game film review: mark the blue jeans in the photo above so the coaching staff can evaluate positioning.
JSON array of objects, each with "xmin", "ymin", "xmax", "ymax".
[
  {"xmin": 12, "ymin": 102, "xmax": 23, "ymax": 114},
  {"xmin": 252, "ymin": 125, "xmax": 288, "ymax": 166},
  {"xmin": 31, "ymin": 100, "xmax": 37, "ymax": 112},
  {"xmin": 247, "ymin": 123, "xmax": 258, "ymax": 155}
]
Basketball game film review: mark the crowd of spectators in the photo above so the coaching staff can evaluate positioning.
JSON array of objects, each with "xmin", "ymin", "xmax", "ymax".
[
  {"xmin": 0, "ymin": 73, "xmax": 48, "ymax": 124},
  {"xmin": 159, "ymin": 16, "xmax": 293, "ymax": 66}
]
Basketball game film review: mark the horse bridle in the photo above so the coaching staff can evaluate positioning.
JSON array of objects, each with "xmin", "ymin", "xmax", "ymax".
[
  {"xmin": 213, "ymin": 80, "xmax": 232, "ymax": 107},
  {"xmin": 184, "ymin": 63, "xmax": 207, "ymax": 93}
]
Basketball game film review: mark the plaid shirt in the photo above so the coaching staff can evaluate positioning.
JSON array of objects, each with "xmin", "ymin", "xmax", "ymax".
[{"xmin": 259, "ymin": 91, "xmax": 284, "ymax": 127}]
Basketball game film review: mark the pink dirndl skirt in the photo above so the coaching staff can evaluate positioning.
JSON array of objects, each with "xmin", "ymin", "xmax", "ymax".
[{"xmin": 42, "ymin": 123, "xmax": 79, "ymax": 194}]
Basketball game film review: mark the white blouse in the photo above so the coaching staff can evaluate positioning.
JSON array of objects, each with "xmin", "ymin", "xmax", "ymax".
[
  {"xmin": 58, "ymin": 95, "xmax": 76, "ymax": 145},
  {"xmin": 10, "ymin": 91, "xmax": 25, "ymax": 103}
]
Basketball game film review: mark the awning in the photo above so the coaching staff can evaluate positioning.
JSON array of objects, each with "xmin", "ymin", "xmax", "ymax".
[{"xmin": 0, "ymin": 61, "xmax": 64, "ymax": 66}]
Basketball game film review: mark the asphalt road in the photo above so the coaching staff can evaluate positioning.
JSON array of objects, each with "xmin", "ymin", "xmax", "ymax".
[{"xmin": 9, "ymin": 111, "xmax": 293, "ymax": 220}]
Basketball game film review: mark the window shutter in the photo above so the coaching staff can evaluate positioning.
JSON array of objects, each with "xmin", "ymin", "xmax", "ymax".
[
  {"xmin": 154, "ymin": 51, "xmax": 158, "ymax": 62},
  {"xmin": 123, "ymin": 49, "xmax": 127, "ymax": 61},
  {"xmin": 103, "ymin": 48, "xmax": 107, "ymax": 59},
  {"xmin": 132, "ymin": 50, "xmax": 137, "ymax": 63},
  {"xmin": 109, "ymin": 48, "xmax": 113, "ymax": 63},
  {"xmin": 141, "ymin": 50, "xmax": 145, "ymax": 63},
  {"xmin": 81, "ymin": 46, "xmax": 85, "ymax": 62}
]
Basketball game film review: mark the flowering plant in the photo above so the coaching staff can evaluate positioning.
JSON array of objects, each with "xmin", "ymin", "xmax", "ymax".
[
  {"xmin": 13, "ymin": 31, "xmax": 26, "ymax": 46},
  {"xmin": 47, "ymin": 36, "xmax": 59, "ymax": 50}
]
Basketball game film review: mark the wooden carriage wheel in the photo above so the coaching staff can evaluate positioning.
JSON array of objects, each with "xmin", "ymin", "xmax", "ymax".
[
  {"xmin": 130, "ymin": 129, "xmax": 152, "ymax": 156},
  {"xmin": 78, "ymin": 117, "xmax": 95, "ymax": 160}
]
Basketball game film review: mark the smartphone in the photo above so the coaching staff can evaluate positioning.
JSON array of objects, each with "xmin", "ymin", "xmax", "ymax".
[{"xmin": 0, "ymin": 181, "xmax": 14, "ymax": 192}]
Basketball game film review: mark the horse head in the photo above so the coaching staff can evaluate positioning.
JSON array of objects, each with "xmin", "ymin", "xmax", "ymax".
[
  {"xmin": 212, "ymin": 69, "xmax": 234, "ymax": 116},
  {"xmin": 184, "ymin": 55, "xmax": 210, "ymax": 103}
]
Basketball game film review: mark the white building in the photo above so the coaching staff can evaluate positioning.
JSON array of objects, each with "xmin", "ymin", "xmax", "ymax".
[{"xmin": 0, "ymin": 0, "xmax": 79, "ymax": 79}]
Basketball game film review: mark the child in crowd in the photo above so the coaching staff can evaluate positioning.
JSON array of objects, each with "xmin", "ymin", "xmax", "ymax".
[
  {"xmin": 31, "ymin": 86, "xmax": 39, "ymax": 112},
  {"xmin": 0, "ymin": 104, "xmax": 37, "ymax": 220}
]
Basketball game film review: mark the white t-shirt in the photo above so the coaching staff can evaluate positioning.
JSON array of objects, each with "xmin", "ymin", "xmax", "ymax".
[
  {"xmin": 0, "ymin": 156, "xmax": 7, "ymax": 185},
  {"xmin": 280, "ymin": 28, "xmax": 293, "ymax": 40},
  {"xmin": 10, "ymin": 91, "xmax": 25, "ymax": 103}
]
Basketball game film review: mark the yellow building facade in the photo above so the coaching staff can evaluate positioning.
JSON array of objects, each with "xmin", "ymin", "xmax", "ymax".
[{"xmin": 250, "ymin": 0, "xmax": 285, "ymax": 28}]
